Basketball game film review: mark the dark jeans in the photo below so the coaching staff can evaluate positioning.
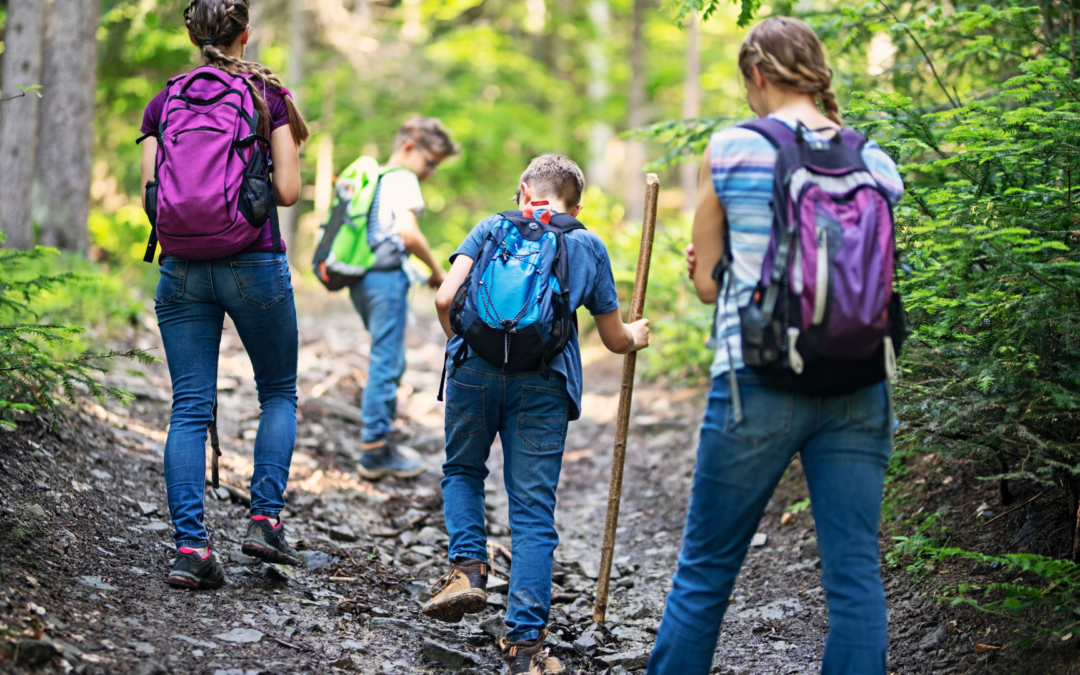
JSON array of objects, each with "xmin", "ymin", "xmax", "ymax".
[
  {"xmin": 155, "ymin": 252, "xmax": 298, "ymax": 548},
  {"xmin": 348, "ymin": 268, "xmax": 409, "ymax": 443},
  {"xmin": 648, "ymin": 370, "xmax": 892, "ymax": 675},
  {"xmin": 441, "ymin": 356, "xmax": 571, "ymax": 642}
]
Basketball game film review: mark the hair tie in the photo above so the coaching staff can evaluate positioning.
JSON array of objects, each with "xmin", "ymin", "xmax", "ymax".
[{"xmin": 200, "ymin": 38, "xmax": 216, "ymax": 47}]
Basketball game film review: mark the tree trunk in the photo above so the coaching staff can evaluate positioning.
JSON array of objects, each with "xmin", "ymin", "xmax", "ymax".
[
  {"xmin": 313, "ymin": 66, "xmax": 337, "ymax": 226},
  {"xmin": 680, "ymin": 12, "xmax": 700, "ymax": 214},
  {"xmin": 624, "ymin": 0, "xmax": 648, "ymax": 221},
  {"xmin": 278, "ymin": 0, "xmax": 305, "ymax": 256},
  {"xmin": 0, "ymin": 0, "xmax": 47, "ymax": 249},
  {"xmin": 34, "ymin": 0, "xmax": 100, "ymax": 253},
  {"xmin": 586, "ymin": 0, "xmax": 613, "ymax": 191}
]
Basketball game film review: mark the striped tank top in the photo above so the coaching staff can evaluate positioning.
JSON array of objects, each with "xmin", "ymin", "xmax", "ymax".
[{"xmin": 708, "ymin": 114, "xmax": 906, "ymax": 379}]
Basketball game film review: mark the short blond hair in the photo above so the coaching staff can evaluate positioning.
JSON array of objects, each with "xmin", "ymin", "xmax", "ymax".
[
  {"xmin": 514, "ymin": 155, "xmax": 585, "ymax": 207},
  {"xmin": 394, "ymin": 116, "xmax": 456, "ymax": 156}
]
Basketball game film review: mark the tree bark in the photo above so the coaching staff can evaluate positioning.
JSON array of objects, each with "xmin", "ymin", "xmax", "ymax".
[
  {"xmin": 34, "ymin": 0, "xmax": 101, "ymax": 253},
  {"xmin": 680, "ymin": 12, "xmax": 700, "ymax": 214},
  {"xmin": 586, "ymin": 0, "xmax": 613, "ymax": 191},
  {"xmin": 313, "ymin": 65, "xmax": 337, "ymax": 226},
  {"xmin": 277, "ymin": 0, "xmax": 306, "ymax": 256},
  {"xmin": 624, "ymin": 0, "xmax": 649, "ymax": 221},
  {"xmin": 0, "ymin": 0, "xmax": 47, "ymax": 249}
]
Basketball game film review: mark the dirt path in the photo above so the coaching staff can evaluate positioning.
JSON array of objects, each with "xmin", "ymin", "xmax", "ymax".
[{"xmin": 0, "ymin": 285, "xmax": 1066, "ymax": 674}]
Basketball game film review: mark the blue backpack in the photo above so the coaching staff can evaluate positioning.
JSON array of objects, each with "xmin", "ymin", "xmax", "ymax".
[{"xmin": 448, "ymin": 206, "xmax": 585, "ymax": 379}]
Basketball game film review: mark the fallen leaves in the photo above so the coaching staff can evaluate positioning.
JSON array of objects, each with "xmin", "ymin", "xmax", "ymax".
[{"xmin": 974, "ymin": 643, "xmax": 1001, "ymax": 656}]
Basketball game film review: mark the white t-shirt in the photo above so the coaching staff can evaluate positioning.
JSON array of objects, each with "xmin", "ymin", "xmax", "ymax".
[{"xmin": 368, "ymin": 169, "xmax": 425, "ymax": 252}]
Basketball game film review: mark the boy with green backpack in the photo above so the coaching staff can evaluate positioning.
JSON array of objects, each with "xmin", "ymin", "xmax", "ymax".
[{"xmin": 313, "ymin": 116, "xmax": 455, "ymax": 478}]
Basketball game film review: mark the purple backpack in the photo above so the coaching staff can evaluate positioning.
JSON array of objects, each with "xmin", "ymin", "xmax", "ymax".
[
  {"xmin": 725, "ymin": 118, "xmax": 906, "ymax": 396},
  {"xmin": 137, "ymin": 66, "xmax": 278, "ymax": 262}
]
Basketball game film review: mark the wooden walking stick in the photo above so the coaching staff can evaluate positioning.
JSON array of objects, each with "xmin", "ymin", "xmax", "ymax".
[{"xmin": 593, "ymin": 173, "xmax": 659, "ymax": 622}]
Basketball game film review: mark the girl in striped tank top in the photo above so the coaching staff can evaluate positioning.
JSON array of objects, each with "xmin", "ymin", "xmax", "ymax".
[{"xmin": 648, "ymin": 17, "xmax": 903, "ymax": 675}]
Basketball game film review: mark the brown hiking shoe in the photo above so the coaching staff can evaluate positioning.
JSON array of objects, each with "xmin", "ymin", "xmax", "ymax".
[
  {"xmin": 421, "ymin": 558, "xmax": 488, "ymax": 623},
  {"xmin": 498, "ymin": 632, "xmax": 564, "ymax": 675}
]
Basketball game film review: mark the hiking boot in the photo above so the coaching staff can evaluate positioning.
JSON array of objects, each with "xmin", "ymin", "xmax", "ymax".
[
  {"xmin": 356, "ymin": 440, "xmax": 425, "ymax": 480},
  {"xmin": 167, "ymin": 547, "xmax": 224, "ymax": 590},
  {"xmin": 499, "ymin": 632, "xmax": 564, "ymax": 675},
  {"xmin": 421, "ymin": 558, "xmax": 488, "ymax": 623},
  {"xmin": 241, "ymin": 516, "xmax": 301, "ymax": 565}
]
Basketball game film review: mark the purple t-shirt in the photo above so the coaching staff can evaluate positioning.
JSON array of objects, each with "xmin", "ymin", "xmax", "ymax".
[{"xmin": 141, "ymin": 75, "xmax": 294, "ymax": 254}]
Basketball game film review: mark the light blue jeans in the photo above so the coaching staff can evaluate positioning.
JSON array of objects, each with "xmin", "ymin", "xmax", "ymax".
[
  {"xmin": 349, "ymin": 269, "xmax": 409, "ymax": 444},
  {"xmin": 648, "ymin": 370, "xmax": 892, "ymax": 675},
  {"xmin": 155, "ymin": 252, "xmax": 298, "ymax": 548},
  {"xmin": 441, "ymin": 356, "xmax": 570, "ymax": 642}
]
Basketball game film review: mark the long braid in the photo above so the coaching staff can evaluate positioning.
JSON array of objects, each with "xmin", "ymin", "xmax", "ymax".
[
  {"xmin": 184, "ymin": 0, "xmax": 310, "ymax": 144},
  {"xmin": 738, "ymin": 17, "xmax": 843, "ymax": 127}
]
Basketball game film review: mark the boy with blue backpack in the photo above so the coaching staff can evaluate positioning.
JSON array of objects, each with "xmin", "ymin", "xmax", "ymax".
[
  {"xmin": 314, "ymin": 117, "xmax": 455, "ymax": 479},
  {"xmin": 426, "ymin": 155, "xmax": 650, "ymax": 675}
]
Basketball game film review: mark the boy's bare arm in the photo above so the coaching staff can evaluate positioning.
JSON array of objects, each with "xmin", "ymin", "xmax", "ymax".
[
  {"xmin": 434, "ymin": 255, "xmax": 474, "ymax": 339},
  {"xmin": 594, "ymin": 310, "xmax": 650, "ymax": 355},
  {"xmin": 397, "ymin": 209, "xmax": 446, "ymax": 287}
]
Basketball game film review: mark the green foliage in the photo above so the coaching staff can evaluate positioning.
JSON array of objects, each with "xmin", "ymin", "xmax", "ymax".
[
  {"xmin": 786, "ymin": 498, "xmax": 811, "ymax": 514},
  {"xmin": 0, "ymin": 233, "xmax": 154, "ymax": 429},
  {"xmin": 669, "ymin": 0, "xmax": 761, "ymax": 28},
  {"xmin": 936, "ymin": 550, "xmax": 1080, "ymax": 642},
  {"xmin": 887, "ymin": 509, "xmax": 952, "ymax": 570}
]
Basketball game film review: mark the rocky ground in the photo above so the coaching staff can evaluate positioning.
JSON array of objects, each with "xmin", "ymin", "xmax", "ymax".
[{"xmin": 1, "ymin": 285, "xmax": 1077, "ymax": 674}]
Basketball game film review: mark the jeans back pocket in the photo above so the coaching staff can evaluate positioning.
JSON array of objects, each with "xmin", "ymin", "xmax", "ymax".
[
  {"xmin": 446, "ymin": 377, "xmax": 486, "ymax": 438},
  {"xmin": 155, "ymin": 256, "xmax": 188, "ymax": 304},
  {"xmin": 230, "ymin": 259, "xmax": 286, "ymax": 309},
  {"xmin": 517, "ymin": 384, "xmax": 569, "ymax": 452}
]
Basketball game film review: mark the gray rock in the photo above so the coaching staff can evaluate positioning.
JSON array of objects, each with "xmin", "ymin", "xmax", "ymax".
[
  {"xmin": 260, "ymin": 562, "xmax": 296, "ymax": 584},
  {"xmin": 750, "ymin": 532, "xmax": 768, "ymax": 547},
  {"xmin": 919, "ymin": 626, "xmax": 948, "ymax": 652},
  {"xmin": 421, "ymin": 639, "xmax": 479, "ymax": 668},
  {"xmin": 329, "ymin": 524, "xmax": 358, "ymax": 542},
  {"xmin": 340, "ymin": 639, "xmax": 367, "ymax": 653},
  {"xmin": 171, "ymin": 635, "xmax": 218, "ymax": 650},
  {"xmin": 23, "ymin": 504, "xmax": 47, "ymax": 519},
  {"xmin": 326, "ymin": 657, "xmax": 361, "ymax": 672},
  {"xmin": 214, "ymin": 487, "xmax": 232, "ymax": 501},
  {"xmin": 228, "ymin": 549, "xmax": 259, "ymax": 565},
  {"xmin": 487, "ymin": 593, "xmax": 507, "ymax": 610},
  {"xmin": 370, "ymin": 606, "xmax": 391, "ymax": 617},
  {"xmin": 138, "ymin": 521, "xmax": 171, "ymax": 533},
  {"xmin": 0, "ymin": 639, "xmax": 60, "ymax": 667},
  {"xmin": 487, "ymin": 573, "xmax": 510, "ymax": 593},
  {"xmin": 737, "ymin": 598, "xmax": 803, "ymax": 622},
  {"xmin": 213, "ymin": 628, "xmax": 264, "ymax": 644},
  {"xmin": 90, "ymin": 469, "xmax": 113, "ymax": 481},
  {"xmin": 132, "ymin": 641, "xmax": 156, "ymax": 655},
  {"xmin": 402, "ymin": 580, "xmax": 432, "ymax": 605},
  {"xmin": 624, "ymin": 602, "xmax": 649, "ymax": 619},
  {"xmin": 132, "ymin": 660, "xmax": 167, "ymax": 675},
  {"xmin": 299, "ymin": 550, "xmax": 336, "ymax": 570},
  {"xmin": 77, "ymin": 575, "xmax": 118, "ymax": 591},
  {"xmin": 137, "ymin": 501, "xmax": 158, "ymax": 516},
  {"xmin": 371, "ymin": 617, "xmax": 462, "ymax": 642},
  {"xmin": 573, "ymin": 632, "xmax": 600, "ymax": 655},
  {"xmin": 480, "ymin": 615, "xmax": 507, "ymax": 641},
  {"xmin": 415, "ymin": 526, "xmax": 446, "ymax": 547},
  {"xmin": 607, "ymin": 668, "xmax": 629, "ymax": 675},
  {"xmin": 597, "ymin": 650, "xmax": 649, "ymax": 670}
]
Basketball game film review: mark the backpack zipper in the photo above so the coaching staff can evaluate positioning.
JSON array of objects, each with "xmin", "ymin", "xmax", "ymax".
[
  {"xmin": 171, "ymin": 126, "xmax": 226, "ymax": 144},
  {"xmin": 812, "ymin": 226, "xmax": 828, "ymax": 325}
]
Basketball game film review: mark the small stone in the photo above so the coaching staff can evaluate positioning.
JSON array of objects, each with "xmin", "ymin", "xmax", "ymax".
[
  {"xmin": 415, "ymin": 526, "xmax": 446, "ymax": 547},
  {"xmin": 90, "ymin": 469, "xmax": 113, "ymax": 481},
  {"xmin": 486, "ymin": 594, "xmax": 507, "ymax": 610},
  {"xmin": 596, "ymin": 650, "xmax": 649, "ymax": 670},
  {"xmin": 23, "ymin": 504, "xmax": 47, "ymax": 519},
  {"xmin": 137, "ymin": 501, "xmax": 159, "ymax": 516},
  {"xmin": 171, "ymin": 635, "xmax": 218, "ymax": 650},
  {"xmin": 213, "ymin": 628, "xmax": 264, "ymax": 644},
  {"xmin": 975, "ymin": 503, "xmax": 994, "ymax": 519},
  {"xmin": 370, "ymin": 606, "xmax": 391, "ymax": 618},
  {"xmin": 780, "ymin": 512, "xmax": 794, "ymax": 526},
  {"xmin": 340, "ymin": 639, "xmax": 367, "ymax": 653},
  {"xmin": 573, "ymin": 632, "xmax": 599, "ymax": 655},
  {"xmin": 77, "ymin": 576, "xmax": 118, "ymax": 591},
  {"xmin": 214, "ymin": 487, "xmax": 232, "ymax": 501},
  {"xmin": 132, "ymin": 642, "xmax": 155, "ymax": 655},
  {"xmin": 228, "ymin": 550, "xmax": 259, "ymax": 565},
  {"xmin": 329, "ymin": 525, "xmax": 358, "ymax": 542},
  {"xmin": 480, "ymin": 615, "xmax": 507, "ymax": 641},
  {"xmin": 421, "ymin": 639, "xmax": 479, "ymax": 668},
  {"xmin": 138, "ymin": 521, "xmax": 171, "ymax": 533},
  {"xmin": 299, "ymin": 550, "xmax": 335, "ymax": 570},
  {"xmin": 327, "ymin": 656, "xmax": 361, "ymax": 672},
  {"xmin": 919, "ymin": 626, "xmax": 947, "ymax": 652},
  {"xmin": 624, "ymin": 602, "xmax": 648, "ymax": 619},
  {"xmin": 750, "ymin": 532, "xmax": 767, "ymax": 547},
  {"xmin": 260, "ymin": 563, "xmax": 296, "ymax": 584},
  {"xmin": 487, "ymin": 574, "xmax": 509, "ymax": 593}
]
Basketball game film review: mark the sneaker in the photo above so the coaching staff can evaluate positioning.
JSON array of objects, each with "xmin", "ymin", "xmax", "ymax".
[
  {"xmin": 241, "ymin": 516, "xmax": 301, "ymax": 565},
  {"xmin": 356, "ymin": 440, "xmax": 425, "ymax": 479},
  {"xmin": 167, "ymin": 547, "xmax": 224, "ymax": 590},
  {"xmin": 499, "ymin": 632, "xmax": 564, "ymax": 675},
  {"xmin": 421, "ymin": 558, "xmax": 488, "ymax": 623}
]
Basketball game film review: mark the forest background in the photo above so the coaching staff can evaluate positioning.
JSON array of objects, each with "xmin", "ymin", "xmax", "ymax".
[{"xmin": 2, "ymin": 0, "xmax": 1080, "ymax": 645}]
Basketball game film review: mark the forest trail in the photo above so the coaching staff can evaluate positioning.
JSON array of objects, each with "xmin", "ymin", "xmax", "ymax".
[{"xmin": 0, "ymin": 285, "xmax": 1053, "ymax": 675}]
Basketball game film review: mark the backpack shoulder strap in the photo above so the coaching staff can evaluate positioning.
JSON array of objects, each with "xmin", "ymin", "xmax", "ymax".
[
  {"xmin": 739, "ymin": 117, "xmax": 797, "ymax": 149},
  {"xmin": 839, "ymin": 128, "xmax": 869, "ymax": 153}
]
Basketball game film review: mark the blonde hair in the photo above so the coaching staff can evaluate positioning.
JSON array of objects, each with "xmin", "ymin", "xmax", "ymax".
[
  {"xmin": 738, "ymin": 17, "xmax": 842, "ymax": 126},
  {"xmin": 184, "ymin": 0, "xmax": 310, "ymax": 145}
]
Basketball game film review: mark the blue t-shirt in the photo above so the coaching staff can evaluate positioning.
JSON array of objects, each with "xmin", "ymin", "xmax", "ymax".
[{"xmin": 447, "ymin": 212, "xmax": 621, "ymax": 421}]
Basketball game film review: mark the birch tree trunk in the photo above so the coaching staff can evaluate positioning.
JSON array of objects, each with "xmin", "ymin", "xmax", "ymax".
[
  {"xmin": 624, "ymin": 0, "xmax": 648, "ymax": 221},
  {"xmin": 35, "ymin": 0, "xmax": 101, "ymax": 253},
  {"xmin": 681, "ymin": 13, "xmax": 700, "ymax": 214},
  {"xmin": 0, "ymin": 0, "xmax": 47, "ymax": 249}
]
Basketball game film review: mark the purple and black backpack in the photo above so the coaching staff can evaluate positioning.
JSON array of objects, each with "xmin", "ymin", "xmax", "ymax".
[
  {"xmin": 724, "ymin": 118, "xmax": 907, "ymax": 396},
  {"xmin": 137, "ymin": 66, "xmax": 278, "ymax": 262}
]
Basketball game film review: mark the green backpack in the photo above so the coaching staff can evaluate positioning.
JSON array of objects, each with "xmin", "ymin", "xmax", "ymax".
[{"xmin": 312, "ymin": 156, "xmax": 405, "ymax": 290}]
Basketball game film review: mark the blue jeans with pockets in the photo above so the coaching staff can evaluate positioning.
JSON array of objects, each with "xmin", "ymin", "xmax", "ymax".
[
  {"xmin": 441, "ymin": 356, "xmax": 570, "ymax": 642},
  {"xmin": 648, "ymin": 370, "xmax": 892, "ymax": 675},
  {"xmin": 348, "ymin": 269, "xmax": 409, "ymax": 444},
  {"xmin": 155, "ymin": 252, "xmax": 298, "ymax": 548}
]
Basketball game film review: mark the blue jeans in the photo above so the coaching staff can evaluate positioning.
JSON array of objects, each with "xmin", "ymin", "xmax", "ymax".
[
  {"xmin": 155, "ymin": 253, "xmax": 298, "ymax": 548},
  {"xmin": 349, "ymin": 269, "xmax": 409, "ymax": 444},
  {"xmin": 648, "ymin": 370, "xmax": 892, "ymax": 675},
  {"xmin": 441, "ymin": 357, "xmax": 570, "ymax": 642}
]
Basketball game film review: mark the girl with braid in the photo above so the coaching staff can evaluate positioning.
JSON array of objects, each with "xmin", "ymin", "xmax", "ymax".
[
  {"xmin": 647, "ymin": 18, "xmax": 904, "ymax": 675},
  {"xmin": 140, "ymin": 0, "xmax": 310, "ymax": 589}
]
